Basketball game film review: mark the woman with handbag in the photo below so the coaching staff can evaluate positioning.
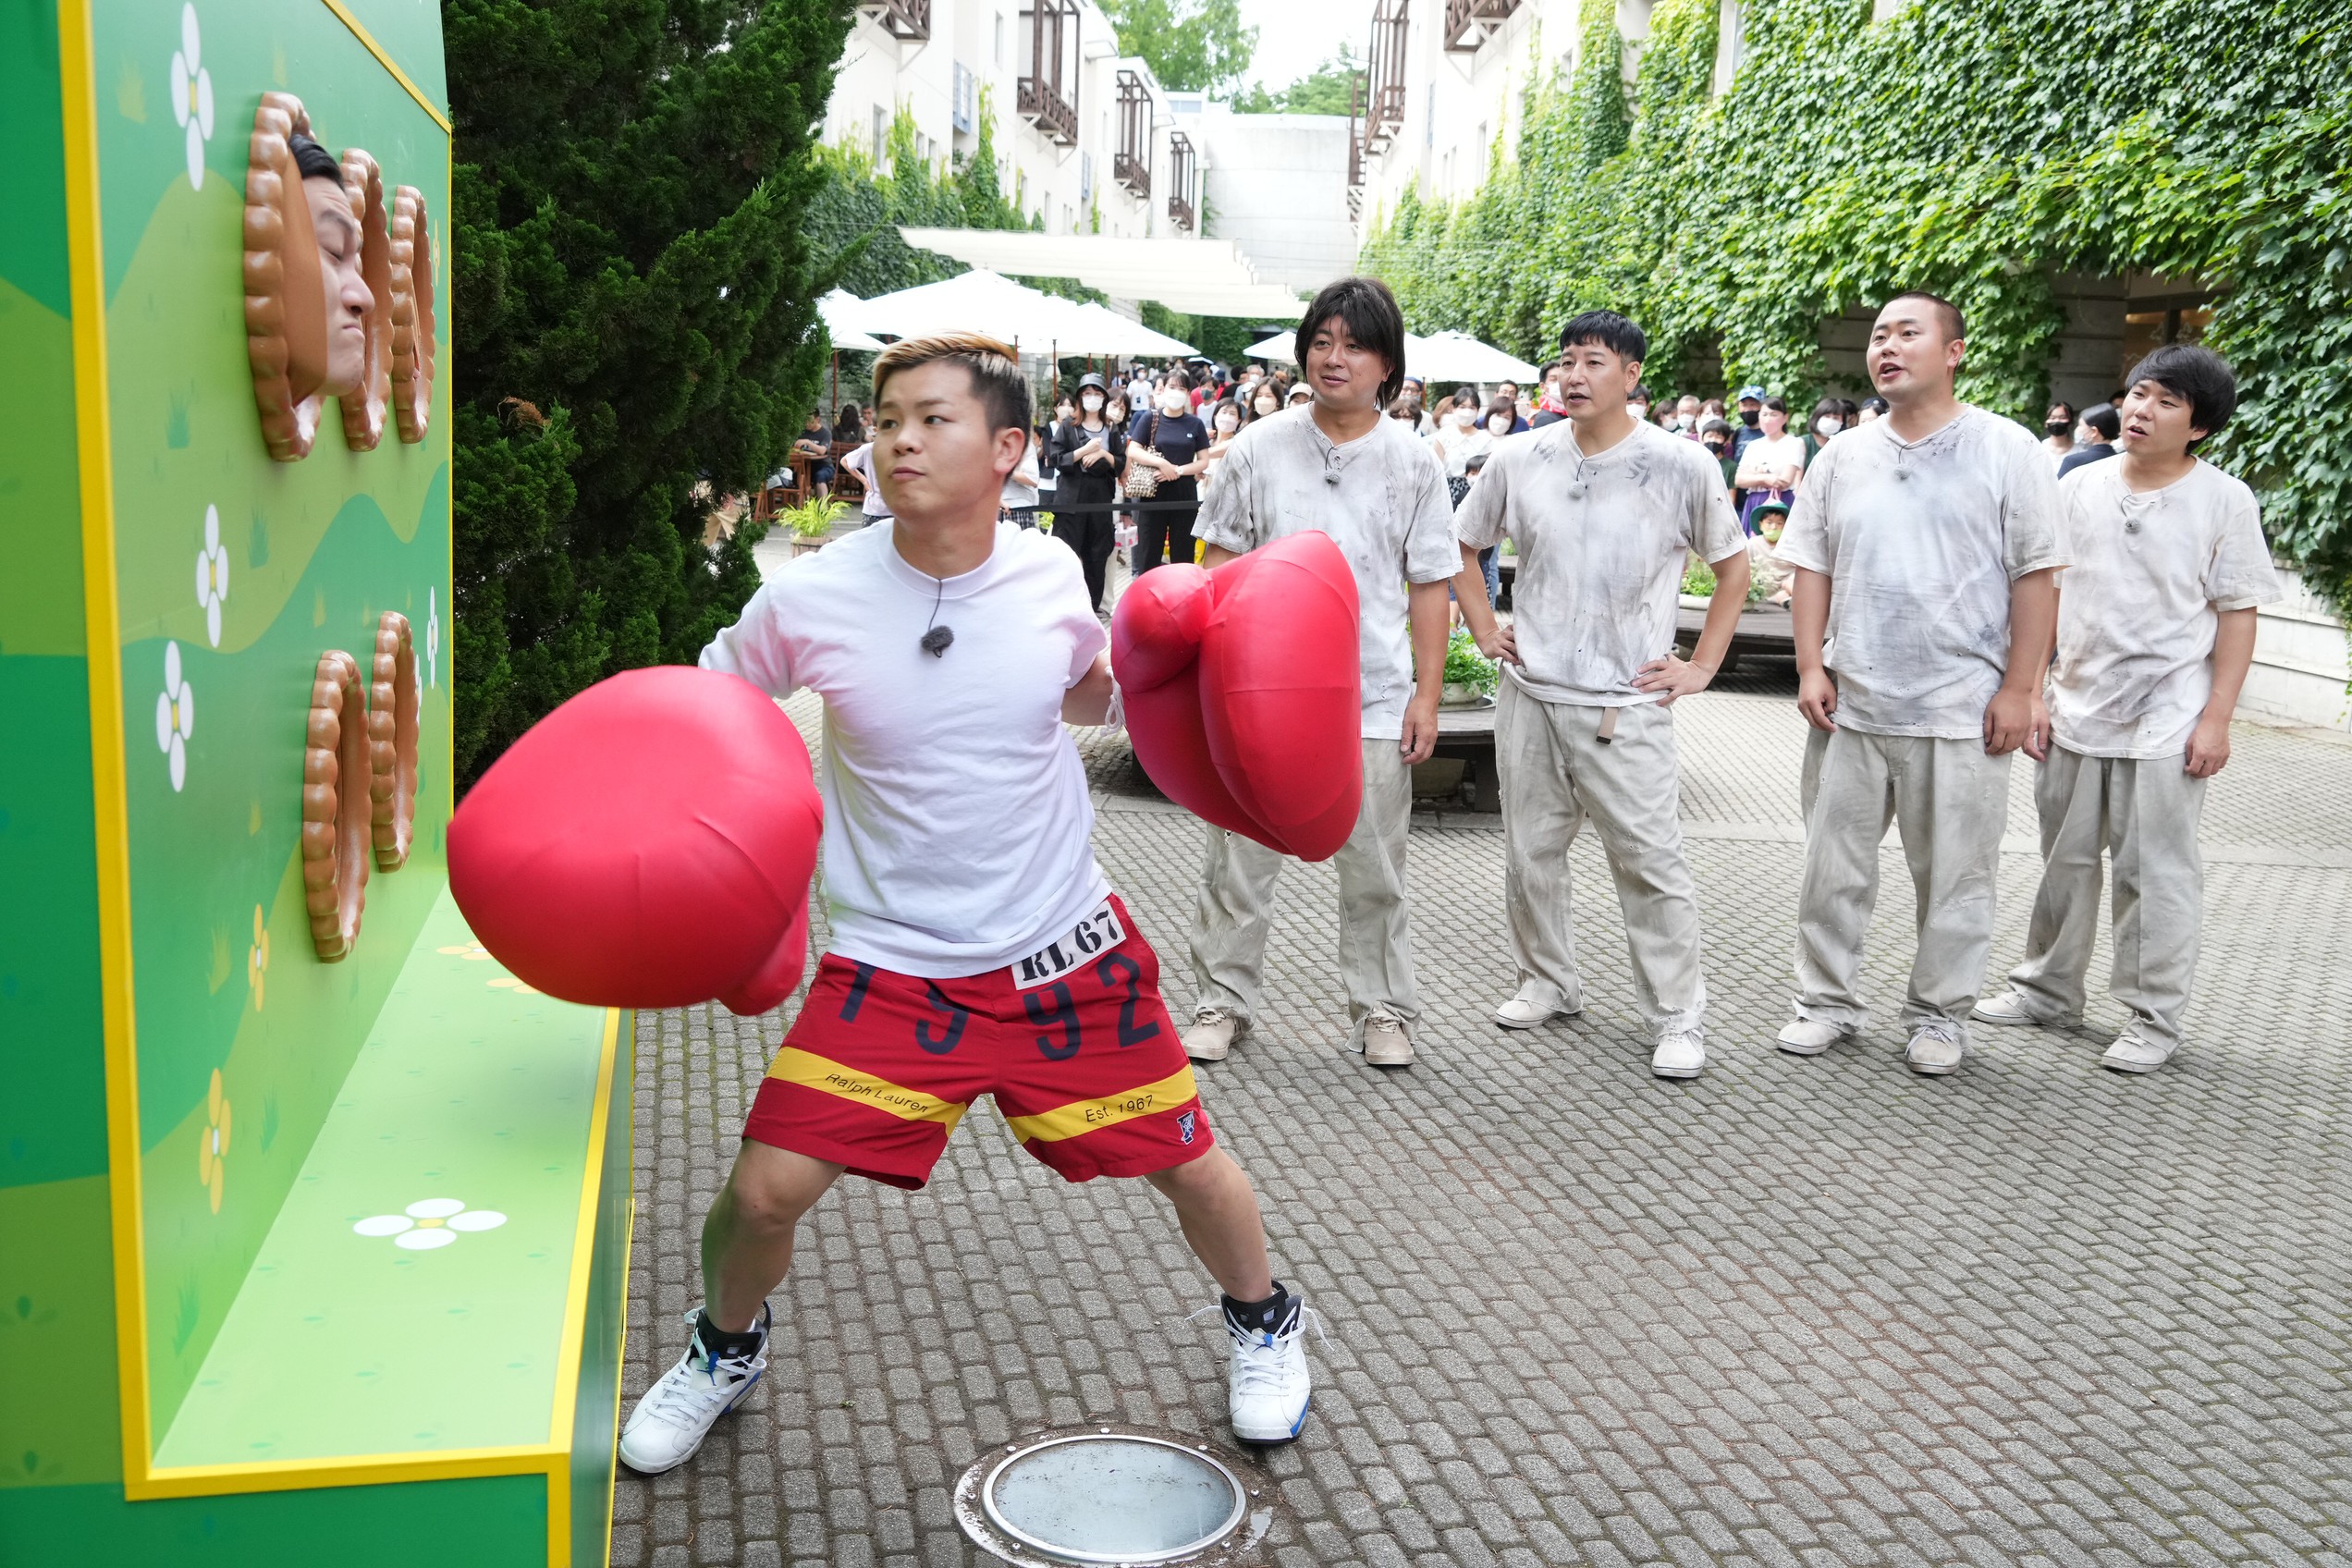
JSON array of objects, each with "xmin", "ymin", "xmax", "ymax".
[
  {"xmin": 1052, "ymin": 374, "xmax": 1128, "ymax": 612},
  {"xmin": 1126, "ymin": 376, "xmax": 1213, "ymax": 574}
]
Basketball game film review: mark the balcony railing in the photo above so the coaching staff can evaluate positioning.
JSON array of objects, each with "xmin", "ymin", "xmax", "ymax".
[
  {"xmin": 1114, "ymin": 68, "xmax": 1152, "ymax": 198},
  {"xmin": 1443, "ymin": 0, "xmax": 1518, "ymax": 52},
  {"xmin": 1018, "ymin": 0, "xmax": 1080, "ymax": 146},
  {"xmin": 858, "ymin": 0, "xmax": 931, "ymax": 43},
  {"xmin": 1167, "ymin": 131, "xmax": 1196, "ymax": 231},
  {"xmin": 1366, "ymin": 0, "xmax": 1408, "ymax": 150}
]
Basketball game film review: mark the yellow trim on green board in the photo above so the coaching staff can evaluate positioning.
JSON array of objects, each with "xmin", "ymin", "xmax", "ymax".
[
  {"xmin": 319, "ymin": 0, "xmax": 454, "ymax": 133},
  {"xmin": 545, "ymin": 1008, "xmax": 622, "ymax": 1565},
  {"xmin": 59, "ymin": 0, "xmax": 155, "ymax": 1498}
]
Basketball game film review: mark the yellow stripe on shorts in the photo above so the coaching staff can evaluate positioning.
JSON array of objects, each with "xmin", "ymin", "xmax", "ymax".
[
  {"xmin": 1000, "ymin": 1066, "xmax": 1200, "ymax": 1145},
  {"xmin": 766, "ymin": 1047, "xmax": 968, "ymax": 1131}
]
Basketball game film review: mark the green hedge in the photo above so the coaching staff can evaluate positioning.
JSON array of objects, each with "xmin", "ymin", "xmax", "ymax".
[{"xmin": 1361, "ymin": 0, "xmax": 2352, "ymax": 608}]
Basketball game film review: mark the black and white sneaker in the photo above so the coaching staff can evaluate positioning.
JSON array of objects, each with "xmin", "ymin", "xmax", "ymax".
[
  {"xmin": 1224, "ymin": 1292, "xmax": 1315, "ymax": 1444},
  {"xmin": 618, "ymin": 1305, "xmax": 768, "ymax": 1475}
]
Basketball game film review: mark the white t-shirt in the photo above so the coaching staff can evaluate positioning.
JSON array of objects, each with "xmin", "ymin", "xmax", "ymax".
[
  {"xmin": 1456, "ymin": 420, "xmax": 1746, "ymax": 707},
  {"xmin": 2046, "ymin": 459, "xmax": 2280, "ymax": 758},
  {"xmin": 1193, "ymin": 405, "xmax": 1462, "ymax": 740},
  {"xmin": 1774, "ymin": 406, "xmax": 2067, "ymax": 740},
  {"xmin": 700, "ymin": 522, "xmax": 1109, "ymax": 977},
  {"xmin": 1734, "ymin": 431, "xmax": 1807, "ymax": 486},
  {"xmin": 841, "ymin": 444, "xmax": 890, "ymax": 518}
]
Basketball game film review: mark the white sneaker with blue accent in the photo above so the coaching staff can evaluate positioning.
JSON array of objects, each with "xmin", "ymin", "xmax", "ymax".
[
  {"xmin": 618, "ymin": 1305, "xmax": 768, "ymax": 1475},
  {"xmin": 1225, "ymin": 1293, "xmax": 1314, "ymax": 1444}
]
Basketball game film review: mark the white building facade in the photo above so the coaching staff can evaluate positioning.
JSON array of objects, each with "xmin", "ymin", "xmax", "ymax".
[{"xmin": 822, "ymin": 0, "xmax": 1204, "ymax": 244}]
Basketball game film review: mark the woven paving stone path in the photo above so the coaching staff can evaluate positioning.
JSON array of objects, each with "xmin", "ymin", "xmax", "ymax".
[{"xmin": 615, "ymin": 658, "xmax": 2352, "ymax": 1568}]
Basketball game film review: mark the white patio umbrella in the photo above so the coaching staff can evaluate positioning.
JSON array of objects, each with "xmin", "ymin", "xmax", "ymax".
[
  {"xmin": 1404, "ymin": 330, "xmax": 1542, "ymax": 385},
  {"xmin": 1243, "ymin": 332, "xmax": 1296, "ymax": 363},
  {"xmin": 817, "ymin": 288, "xmax": 887, "ymax": 352},
  {"xmin": 853, "ymin": 269, "xmax": 1096, "ymax": 354},
  {"xmin": 1058, "ymin": 300, "xmax": 1196, "ymax": 358}
]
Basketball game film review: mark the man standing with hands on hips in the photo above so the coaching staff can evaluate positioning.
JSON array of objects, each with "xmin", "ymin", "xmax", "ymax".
[
  {"xmin": 1771, "ymin": 291, "xmax": 2067, "ymax": 1075},
  {"xmin": 1179, "ymin": 277, "xmax": 1461, "ymax": 1069},
  {"xmin": 1448, "ymin": 311, "xmax": 1751, "ymax": 1080}
]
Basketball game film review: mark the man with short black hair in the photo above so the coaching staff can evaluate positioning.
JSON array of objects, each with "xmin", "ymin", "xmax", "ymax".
[
  {"xmin": 1976, "ymin": 345, "xmax": 2277, "ymax": 1072},
  {"xmin": 1182, "ymin": 277, "xmax": 1459, "ymax": 1069},
  {"xmin": 1452, "ymin": 311, "xmax": 1750, "ymax": 1079},
  {"xmin": 1729, "ymin": 385, "xmax": 1768, "ymax": 464},
  {"xmin": 2058, "ymin": 402, "xmax": 2122, "ymax": 477},
  {"xmin": 622, "ymin": 333, "xmax": 1315, "ymax": 1476},
  {"xmin": 1773, "ymin": 290, "xmax": 2067, "ymax": 1076},
  {"xmin": 1495, "ymin": 379, "xmax": 1531, "ymax": 433}
]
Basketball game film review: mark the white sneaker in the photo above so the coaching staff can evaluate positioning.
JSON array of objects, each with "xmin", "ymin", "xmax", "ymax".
[
  {"xmin": 2101, "ymin": 1030, "xmax": 2175, "ymax": 1073},
  {"xmin": 1971, "ymin": 989, "xmax": 2055, "ymax": 1027},
  {"xmin": 1362, "ymin": 1010, "xmax": 1415, "ymax": 1067},
  {"xmin": 1224, "ymin": 1293, "xmax": 1315, "ymax": 1444},
  {"xmin": 1492, "ymin": 982, "xmax": 1581, "ymax": 1030},
  {"xmin": 618, "ymin": 1306, "xmax": 768, "ymax": 1475},
  {"xmin": 1905, "ymin": 1020, "xmax": 1968, "ymax": 1075},
  {"xmin": 1182, "ymin": 1008, "xmax": 1240, "ymax": 1062},
  {"xmin": 1651, "ymin": 1029, "xmax": 1706, "ymax": 1079},
  {"xmin": 1775, "ymin": 1018, "xmax": 1853, "ymax": 1057}
]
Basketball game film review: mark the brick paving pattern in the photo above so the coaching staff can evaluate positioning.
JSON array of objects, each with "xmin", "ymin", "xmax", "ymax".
[{"xmin": 614, "ymin": 662, "xmax": 2352, "ymax": 1567}]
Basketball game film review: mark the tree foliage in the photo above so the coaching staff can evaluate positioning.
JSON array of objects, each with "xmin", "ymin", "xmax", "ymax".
[
  {"xmin": 1233, "ymin": 44, "xmax": 1362, "ymax": 116},
  {"xmin": 1362, "ymin": 0, "xmax": 2352, "ymax": 606},
  {"xmin": 447, "ymin": 0, "xmax": 855, "ymax": 785},
  {"xmin": 1097, "ymin": 0, "xmax": 1258, "ymax": 97}
]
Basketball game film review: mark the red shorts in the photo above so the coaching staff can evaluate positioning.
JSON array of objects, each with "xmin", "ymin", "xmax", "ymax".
[{"xmin": 742, "ymin": 895, "xmax": 1213, "ymax": 1188}]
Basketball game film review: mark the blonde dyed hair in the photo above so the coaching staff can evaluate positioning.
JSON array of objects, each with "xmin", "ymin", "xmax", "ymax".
[{"xmin": 871, "ymin": 331, "xmax": 1033, "ymax": 435}]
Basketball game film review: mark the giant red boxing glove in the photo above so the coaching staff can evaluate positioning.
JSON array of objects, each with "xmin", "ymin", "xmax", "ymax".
[
  {"xmin": 449, "ymin": 667, "xmax": 823, "ymax": 1015},
  {"xmin": 1113, "ymin": 532, "xmax": 1362, "ymax": 860}
]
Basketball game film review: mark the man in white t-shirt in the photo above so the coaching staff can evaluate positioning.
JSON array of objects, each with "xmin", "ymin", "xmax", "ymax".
[
  {"xmin": 1451, "ymin": 311, "xmax": 1751, "ymax": 1079},
  {"xmin": 618, "ymin": 334, "xmax": 1314, "ymax": 1478},
  {"xmin": 1975, "ymin": 346, "xmax": 2279, "ymax": 1072},
  {"xmin": 1181, "ymin": 277, "xmax": 1461, "ymax": 1069},
  {"xmin": 1772, "ymin": 291, "xmax": 2067, "ymax": 1075}
]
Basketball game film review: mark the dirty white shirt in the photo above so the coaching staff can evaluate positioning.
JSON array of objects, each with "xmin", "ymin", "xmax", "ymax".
[
  {"xmin": 2046, "ymin": 459, "xmax": 2280, "ymax": 759},
  {"xmin": 1194, "ymin": 404, "xmax": 1461, "ymax": 739},
  {"xmin": 1455, "ymin": 420, "xmax": 1746, "ymax": 707},
  {"xmin": 1774, "ymin": 406, "xmax": 2067, "ymax": 739}
]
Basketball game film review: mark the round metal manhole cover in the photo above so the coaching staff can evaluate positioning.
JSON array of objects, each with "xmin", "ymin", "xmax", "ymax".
[{"xmin": 956, "ymin": 1428, "xmax": 1279, "ymax": 1566}]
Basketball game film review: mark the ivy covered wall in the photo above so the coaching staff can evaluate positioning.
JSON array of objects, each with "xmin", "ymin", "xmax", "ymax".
[{"xmin": 1361, "ymin": 0, "xmax": 2351, "ymax": 604}]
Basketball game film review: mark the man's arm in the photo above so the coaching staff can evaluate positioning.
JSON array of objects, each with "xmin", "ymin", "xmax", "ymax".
[
  {"xmin": 1984, "ymin": 567, "xmax": 2061, "ymax": 755},
  {"xmin": 1201, "ymin": 543, "xmax": 1241, "ymax": 569},
  {"xmin": 1062, "ymin": 649, "xmax": 1115, "ymax": 726},
  {"xmin": 1452, "ymin": 543, "xmax": 1517, "ymax": 664},
  {"xmin": 1637, "ymin": 548, "xmax": 1748, "ymax": 704},
  {"xmin": 1791, "ymin": 567, "xmax": 1836, "ymax": 731},
  {"xmin": 2186, "ymin": 606, "xmax": 2258, "ymax": 778},
  {"xmin": 1401, "ymin": 579, "xmax": 1450, "ymax": 765}
]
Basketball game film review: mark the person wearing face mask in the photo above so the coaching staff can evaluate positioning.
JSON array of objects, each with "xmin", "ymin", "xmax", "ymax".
[
  {"xmin": 1432, "ymin": 398, "xmax": 1492, "ymax": 503},
  {"xmin": 1626, "ymin": 385, "xmax": 1653, "ymax": 426},
  {"xmin": 1201, "ymin": 398, "xmax": 1247, "ymax": 486},
  {"xmin": 1052, "ymin": 373, "xmax": 1129, "ymax": 612},
  {"xmin": 1802, "ymin": 396, "xmax": 1846, "ymax": 469},
  {"xmin": 1251, "ymin": 384, "xmax": 1280, "ymax": 422},
  {"xmin": 1397, "ymin": 374, "xmax": 1437, "ymax": 438},
  {"xmin": 2058, "ymin": 402, "xmax": 2121, "ymax": 477},
  {"xmin": 1675, "ymin": 394, "xmax": 1703, "ymax": 437},
  {"xmin": 1481, "ymin": 395, "xmax": 1519, "ymax": 447},
  {"xmin": 2040, "ymin": 400, "xmax": 2080, "ymax": 472},
  {"xmin": 1730, "ymin": 385, "xmax": 1769, "ymax": 465},
  {"xmin": 1126, "ymin": 373, "xmax": 1213, "ymax": 572},
  {"xmin": 1856, "ymin": 395, "xmax": 1889, "ymax": 425},
  {"xmin": 1733, "ymin": 396, "xmax": 1807, "ymax": 533}
]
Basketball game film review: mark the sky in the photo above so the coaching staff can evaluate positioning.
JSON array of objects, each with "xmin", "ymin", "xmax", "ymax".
[{"xmin": 1235, "ymin": 0, "xmax": 1378, "ymax": 92}]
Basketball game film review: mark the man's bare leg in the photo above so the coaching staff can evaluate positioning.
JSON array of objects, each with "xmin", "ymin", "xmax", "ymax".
[
  {"xmin": 701, "ymin": 1142, "xmax": 845, "ymax": 1334},
  {"xmin": 1142, "ymin": 1147, "xmax": 1274, "ymax": 1302}
]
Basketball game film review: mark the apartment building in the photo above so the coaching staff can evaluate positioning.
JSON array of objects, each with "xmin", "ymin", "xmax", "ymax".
[{"xmin": 823, "ymin": 0, "xmax": 1204, "ymax": 243}]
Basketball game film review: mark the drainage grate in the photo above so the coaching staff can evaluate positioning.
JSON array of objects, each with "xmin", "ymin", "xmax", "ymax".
[{"xmin": 956, "ymin": 1428, "xmax": 1277, "ymax": 1567}]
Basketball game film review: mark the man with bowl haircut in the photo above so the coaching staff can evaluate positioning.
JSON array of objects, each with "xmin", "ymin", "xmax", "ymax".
[
  {"xmin": 619, "ymin": 333, "xmax": 1314, "ymax": 1477},
  {"xmin": 1976, "ymin": 345, "xmax": 2278, "ymax": 1072},
  {"xmin": 1181, "ymin": 276, "xmax": 1461, "ymax": 1069},
  {"xmin": 1449, "ymin": 311, "xmax": 1751, "ymax": 1080},
  {"xmin": 1773, "ymin": 291, "xmax": 2067, "ymax": 1075}
]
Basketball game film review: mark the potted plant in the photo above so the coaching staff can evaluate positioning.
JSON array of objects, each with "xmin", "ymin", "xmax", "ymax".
[
  {"xmin": 779, "ymin": 495, "xmax": 850, "ymax": 556},
  {"xmin": 1440, "ymin": 626, "xmax": 1500, "ymax": 707}
]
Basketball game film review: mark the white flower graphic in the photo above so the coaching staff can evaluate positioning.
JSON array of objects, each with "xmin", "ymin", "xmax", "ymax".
[
  {"xmin": 194, "ymin": 504, "xmax": 228, "ymax": 646},
  {"xmin": 168, "ymin": 4, "xmax": 214, "ymax": 192},
  {"xmin": 154, "ymin": 640, "xmax": 194, "ymax": 791},
  {"xmin": 425, "ymin": 587, "xmax": 440, "ymax": 688},
  {"xmin": 352, "ymin": 1197, "xmax": 508, "ymax": 1252}
]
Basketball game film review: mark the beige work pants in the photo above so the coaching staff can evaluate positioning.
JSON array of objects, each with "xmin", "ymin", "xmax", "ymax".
[
  {"xmin": 1794, "ymin": 727, "xmax": 2012, "ymax": 1031},
  {"xmin": 1498, "ymin": 681, "xmax": 1708, "ymax": 1039},
  {"xmin": 1191, "ymin": 739, "xmax": 1418, "ymax": 1044},
  {"xmin": 2005, "ymin": 745, "xmax": 2208, "ymax": 1047}
]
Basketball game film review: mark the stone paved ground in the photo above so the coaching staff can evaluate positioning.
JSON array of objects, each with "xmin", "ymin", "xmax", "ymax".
[{"xmin": 614, "ymin": 627, "xmax": 2352, "ymax": 1567}]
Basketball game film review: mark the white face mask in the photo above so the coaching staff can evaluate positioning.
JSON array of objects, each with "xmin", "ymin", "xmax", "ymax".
[
  {"xmin": 1255, "ymin": 398, "xmax": 1277, "ymax": 415},
  {"xmin": 1160, "ymin": 395, "xmax": 1187, "ymax": 416},
  {"xmin": 1082, "ymin": 394, "xmax": 1103, "ymax": 411},
  {"xmin": 1488, "ymin": 417, "xmax": 1512, "ymax": 436},
  {"xmin": 1452, "ymin": 409, "xmax": 1475, "ymax": 429},
  {"xmin": 1217, "ymin": 413, "xmax": 1239, "ymax": 433},
  {"xmin": 1815, "ymin": 416, "xmax": 1842, "ymax": 439}
]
